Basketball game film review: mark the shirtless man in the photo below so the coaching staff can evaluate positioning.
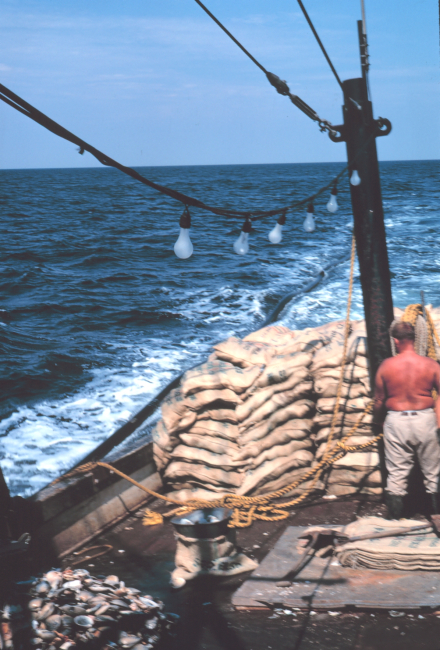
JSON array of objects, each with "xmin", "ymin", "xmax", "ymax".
[{"xmin": 374, "ymin": 321, "xmax": 440, "ymax": 519}]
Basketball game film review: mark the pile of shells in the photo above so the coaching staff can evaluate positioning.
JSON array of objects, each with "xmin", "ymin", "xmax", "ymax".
[{"xmin": 24, "ymin": 568, "xmax": 176, "ymax": 649}]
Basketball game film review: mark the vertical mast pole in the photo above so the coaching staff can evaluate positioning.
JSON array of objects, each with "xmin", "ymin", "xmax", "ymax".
[
  {"xmin": 329, "ymin": 18, "xmax": 394, "ymax": 487},
  {"xmin": 338, "ymin": 22, "xmax": 394, "ymax": 387}
]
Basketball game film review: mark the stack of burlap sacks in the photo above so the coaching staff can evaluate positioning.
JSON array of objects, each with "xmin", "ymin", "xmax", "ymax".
[
  {"xmin": 152, "ymin": 306, "xmax": 439, "ymax": 500},
  {"xmin": 311, "ymin": 319, "xmax": 380, "ymax": 497},
  {"xmin": 152, "ymin": 325, "xmax": 322, "ymax": 501}
]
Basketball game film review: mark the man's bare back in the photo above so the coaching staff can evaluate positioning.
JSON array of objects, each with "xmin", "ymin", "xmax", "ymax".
[{"xmin": 374, "ymin": 347, "xmax": 440, "ymax": 426}]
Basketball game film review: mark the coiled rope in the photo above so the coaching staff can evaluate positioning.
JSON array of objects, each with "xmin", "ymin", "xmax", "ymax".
[{"xmin": 54, "ymin": 233, "xmax": 384, "ymax": 528}]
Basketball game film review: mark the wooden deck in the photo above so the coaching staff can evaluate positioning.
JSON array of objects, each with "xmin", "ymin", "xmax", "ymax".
[{"xmin": 32, "ymin": 494, "xmax": 440, "ymax": 650}]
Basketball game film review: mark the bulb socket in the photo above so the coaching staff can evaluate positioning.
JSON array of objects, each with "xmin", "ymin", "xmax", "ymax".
[
  {"xmin": 306, "ymin": 202, "xmax": 314, "ymax": 214},
  {"xmin": 179, "ymin": 207, "xmax": 191, "ymax": 229},
  {"xmin": 331, "ymin": 183, "xmax": 338, "ymax": 196},
  {"xmin": 242, "ymin": 219, "xmax": 252, "ymax": 234},
  {"xmin": 277, "ymin": 211, "xmax": 287, "ymax": 226}
]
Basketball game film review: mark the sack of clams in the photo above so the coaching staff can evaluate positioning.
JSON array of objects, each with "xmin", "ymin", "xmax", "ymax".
[
  {"xmin": 152, "ymin": 315, "xmax": 406, "ymax": 501},
  {"xmin": 15, "ymin": 568, "xmax": 177, "ymax": 649}
]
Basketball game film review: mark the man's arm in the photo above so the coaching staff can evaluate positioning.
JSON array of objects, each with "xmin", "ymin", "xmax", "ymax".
[
  {"xmin": 373, "ymin": 363, "xmax": 387, "ymax": 428},
  {"xmin": 432, "ymin": 361, "xmax": 440, "ymax": 429}
]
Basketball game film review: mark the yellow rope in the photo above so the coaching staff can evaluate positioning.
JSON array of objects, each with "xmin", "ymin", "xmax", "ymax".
[
  {"xmin": 54, "ymin": 235, "xmax": 383, "ymax": 528},
  {"xmin": 401, "ymin": 303, "xmax": 439, "ymax": 360}
]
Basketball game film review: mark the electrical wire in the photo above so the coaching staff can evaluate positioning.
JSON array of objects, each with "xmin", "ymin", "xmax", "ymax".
[
  {"xmin": 194, "ymin": 0, "xmax": 334, "ymax": 133},
  {"xmin": 0, "ymin": 82, "xmax": 354, "ymax": 222},
  {"xmin": 296, "ymin": 0, "xmax": 343, "ymax": 90}
]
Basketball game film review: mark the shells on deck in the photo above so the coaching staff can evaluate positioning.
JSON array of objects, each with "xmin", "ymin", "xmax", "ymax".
[{"xmin": 3, "ymin": 568, "xmax": 178, "ymax": 649}]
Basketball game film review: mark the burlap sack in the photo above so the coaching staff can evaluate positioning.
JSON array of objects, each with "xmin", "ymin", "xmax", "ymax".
[
  {"xmin": 313, "ymin": 320, "xmax": 345, "ymax": 338},
  {"xmin": 253, "ymin": 472, "xmax": 324, "ymax": 497},
  {"xmin": 184, "ymin": 389, "xmax": 243, "ymax": 411},
  {"xmin": 335, "ymin": 516, "xmax": 440, "ymax": 571},
  {"xmin": 256, "ymin": 352, "xmax": 313, "ymax": 388},
  {"xmin": 316, "ymin": 438, "xmax": 378, "ymax": 462},
  {"xmin": 326, "ymin": 484, "xmax": 382, "ymax": 497},
  {"xmin": 316, "ymin": 396, "xmax": 371, "ymax": 414},
  {"xmin": 236, "ymin": 368, "xmax": 310, "ymax": 421},
  {"xmin": 313, "ymin": 411, "xmax": 373, "ymax": 429},
  {"xmin": 179, "ymin": 432, "xmax": 239, "ymax": 456},
  {"xmin": 171, "ymin": 530, "xmax": 258, "ymax": 586},
  {"xmin": 153, "ymin": 442, "xmax": 170, "ymax": 472},
  {"xmin": 166, "ymin": 487, "xmax": 230, "ymax": 502},
  {"xmin": 166, "ymin": 480, "xmax": 230, "ymax": 494},
  {"xmin": 250, "ymin": 438, "xmax": 313, "ymax": 469},
  {"xmin": 181, "ymin": 361, "xmax": 261, "ymax": 396},
  {"xmin": 197, "ymin": 408, "xmax": 238, "ymax": 423},
  {"xmin": 311, "ymin": 333, "xmax": 367, "ymax": 373},
  {"xmin": 355, "ymin": 356, "xmax": 369, "ymax": 369},
  {"xmin": 244, "ymin": 324, "xmax": 298, "ymax": 347},
  {"xmin": 164, "ymin": 461, "xmax": 242, "ymax": 488},
  {"xmin": 151, "ymin": 419, "xmax": 179, "ymax": 452},
  {"xmin": 314, "ymin": 378, "xmax": 370, "ymax": 399},
  {"xmin": 213, "ymin": 337, "xmax": 272, "ymax": 366},
  {"xmin": 326, "ymin": 468, "xmax": 382, "ymax": 487},
  {"xmin": 239, "ymin": 383, "xmax": 313, "ymax": 432},
  {"xmin": 236, "ymin": 420, "xmax": 311, "ymax": 461},
  {"xmin": 315, "ymin": 426, "xmax": 373, "ymax": 444},
  {"xmin": 171, "ymin": 445, "xmax": 246, "ymax": 469},
  {"xmin": 332, "ymin": 450, "xmax": 380, "ymax": 470},
  {"xmin": 313, "ymin": 365, "xmax": 370, "ymax": 384},
  {"xmin": 237, "ymin": 450, "xmax": 314, "ymax": 495},
  {"xmin": 188, "ymin": 420, "xmax": 239, "ymax": 441},
  {"xmin": 161, "ymin": 388, "xmax": 197, "ymax": 434},
  {"xmin": 240, "ymin": 400, "xmax": 315, "ymax": 445},
  {"xmin": 251, "ymin": 466, "xmax": 311, "ymax": 495}
]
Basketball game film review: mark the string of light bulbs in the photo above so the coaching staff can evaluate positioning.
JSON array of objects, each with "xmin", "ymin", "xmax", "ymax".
[{"xmin": 173, "ymin": 168, "xmax": 363, "ymax": 259}]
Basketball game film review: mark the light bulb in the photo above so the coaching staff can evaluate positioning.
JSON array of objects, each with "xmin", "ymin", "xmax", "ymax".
[
  {"xmin": 174, "ymin": 207, "xmax": 193, "ymax": 259},
  {"xmin": 268, "ymin": 211, "xmax": 286, "ymax": 244},
  {"xmin": 303, "ymin": 203, "xmax": 315, "ymax": 233},
  {"xmin": 234, "ymin": 219, "xmax": 252, "ymax": 255},
  {"xmin": 268, "ymin": 222, "xmax": 283, "ymax": 244},
  {"xmin": 327, "ymin": 184, "xmax": 338, "ymax": 213},
  {"xmin": 350, "ymin": 169, "xmax": 361, "ymax": 186}
]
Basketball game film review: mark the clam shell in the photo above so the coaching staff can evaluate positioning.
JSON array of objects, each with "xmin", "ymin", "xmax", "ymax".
[
  {"xmin": 62, "ymin": 579, "xmax": 82, "ymax": 590},
  {"xmin": 138, "ymin": 597, "xmax": 160, "ymax": 610},
  {"xmin": 74, "ymin": 615, "xmax": 94, "ymax": 628},
  {"xmin": 60, "ymin": 605, "xmax": 87, "ymax": 616},
  {"xmin": 89, "ymin": 583, "xmax": 108, "ymax": 592},
  {"xmin": 144, "ymin": 617, "xmax": 157, "ymax": 630},
  {"xmin": 61, "ymin": 615, "xmax": 73, "ymax": 627},
  {"xmin": 36, "ymin": 602, "xmax": 55, "ymax": 621},
  {"xmin": 28, "ymin": 598, "xmax": 44, "ymax": 611},
  {"xmin": 34, "ymin": 580, "xmax": 51, "ymax": 595},
  {"xmin": 119, "ymin": 634, "xmax": 141, "ymax": 648},
  {"xmin": 77, "ymin": 590, "xmax": 93, "ymax": 602},
  {"xmin": 45, "ymin": 614, "xmax": 62, "ymax": 631},
  {"xmin": 35, "ymin": 629, "xmax": 56, "ymax": 641},
  {"xmin": 94, "ymin": 604, "xmax": 110, "ymax": 616},
  {"xmin": 103, "ymin": 575, "xmax": 119, "ymax": 586},
  {"xmin": 72, "ymin": 569, "xmax": 89, "ymax": 579},
  {"xmin": 110, "ymin": 599, "xmax": 128, "ymax": 608}
]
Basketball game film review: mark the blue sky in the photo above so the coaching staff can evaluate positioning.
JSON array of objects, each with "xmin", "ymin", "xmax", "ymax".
[{"xmin": 0, "ymin": 0, "xmax": 438, "ymax": 168}]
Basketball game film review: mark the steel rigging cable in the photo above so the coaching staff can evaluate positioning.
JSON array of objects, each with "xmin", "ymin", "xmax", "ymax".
[
  {"xmin": 193, "ymin": 0, "xmax": 335, "ymax": 134},
  {"xmin": 296, "ymin": 0, "xmax": 344, "ymax": 90}
]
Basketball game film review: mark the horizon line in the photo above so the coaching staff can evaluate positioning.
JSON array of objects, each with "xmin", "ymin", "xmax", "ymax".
[{"xmin": 1, "ymin": 157, "xmax": 439, "ymax": 172}]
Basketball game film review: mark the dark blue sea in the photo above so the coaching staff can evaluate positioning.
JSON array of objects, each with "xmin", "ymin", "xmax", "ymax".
[{"xmin": 1, "ymin": 160, "xmax": 439, "ymax": 496}]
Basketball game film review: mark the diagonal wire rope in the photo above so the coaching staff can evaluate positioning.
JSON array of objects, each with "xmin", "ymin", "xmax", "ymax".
[
  {"xmin": 194, "ymin": 0, "xmax": 334, "ymax": 132},
  {"xmin": 296, "ymin": 0, "xmax": 343, "ymax": 90},
  {"xmin": 0, "ymin": 82, "xmax": 372, "ymax": 223}
]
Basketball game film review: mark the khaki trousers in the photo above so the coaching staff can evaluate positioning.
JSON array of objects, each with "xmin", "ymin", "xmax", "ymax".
[{"xmin": 383, "ymin": 408, "xmax": 440, "ymax": 496}]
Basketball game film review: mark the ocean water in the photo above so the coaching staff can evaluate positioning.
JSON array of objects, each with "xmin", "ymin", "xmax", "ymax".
[{"xmin": 1, "ymin": 160, "xmax": 439, "ymax": 496}]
